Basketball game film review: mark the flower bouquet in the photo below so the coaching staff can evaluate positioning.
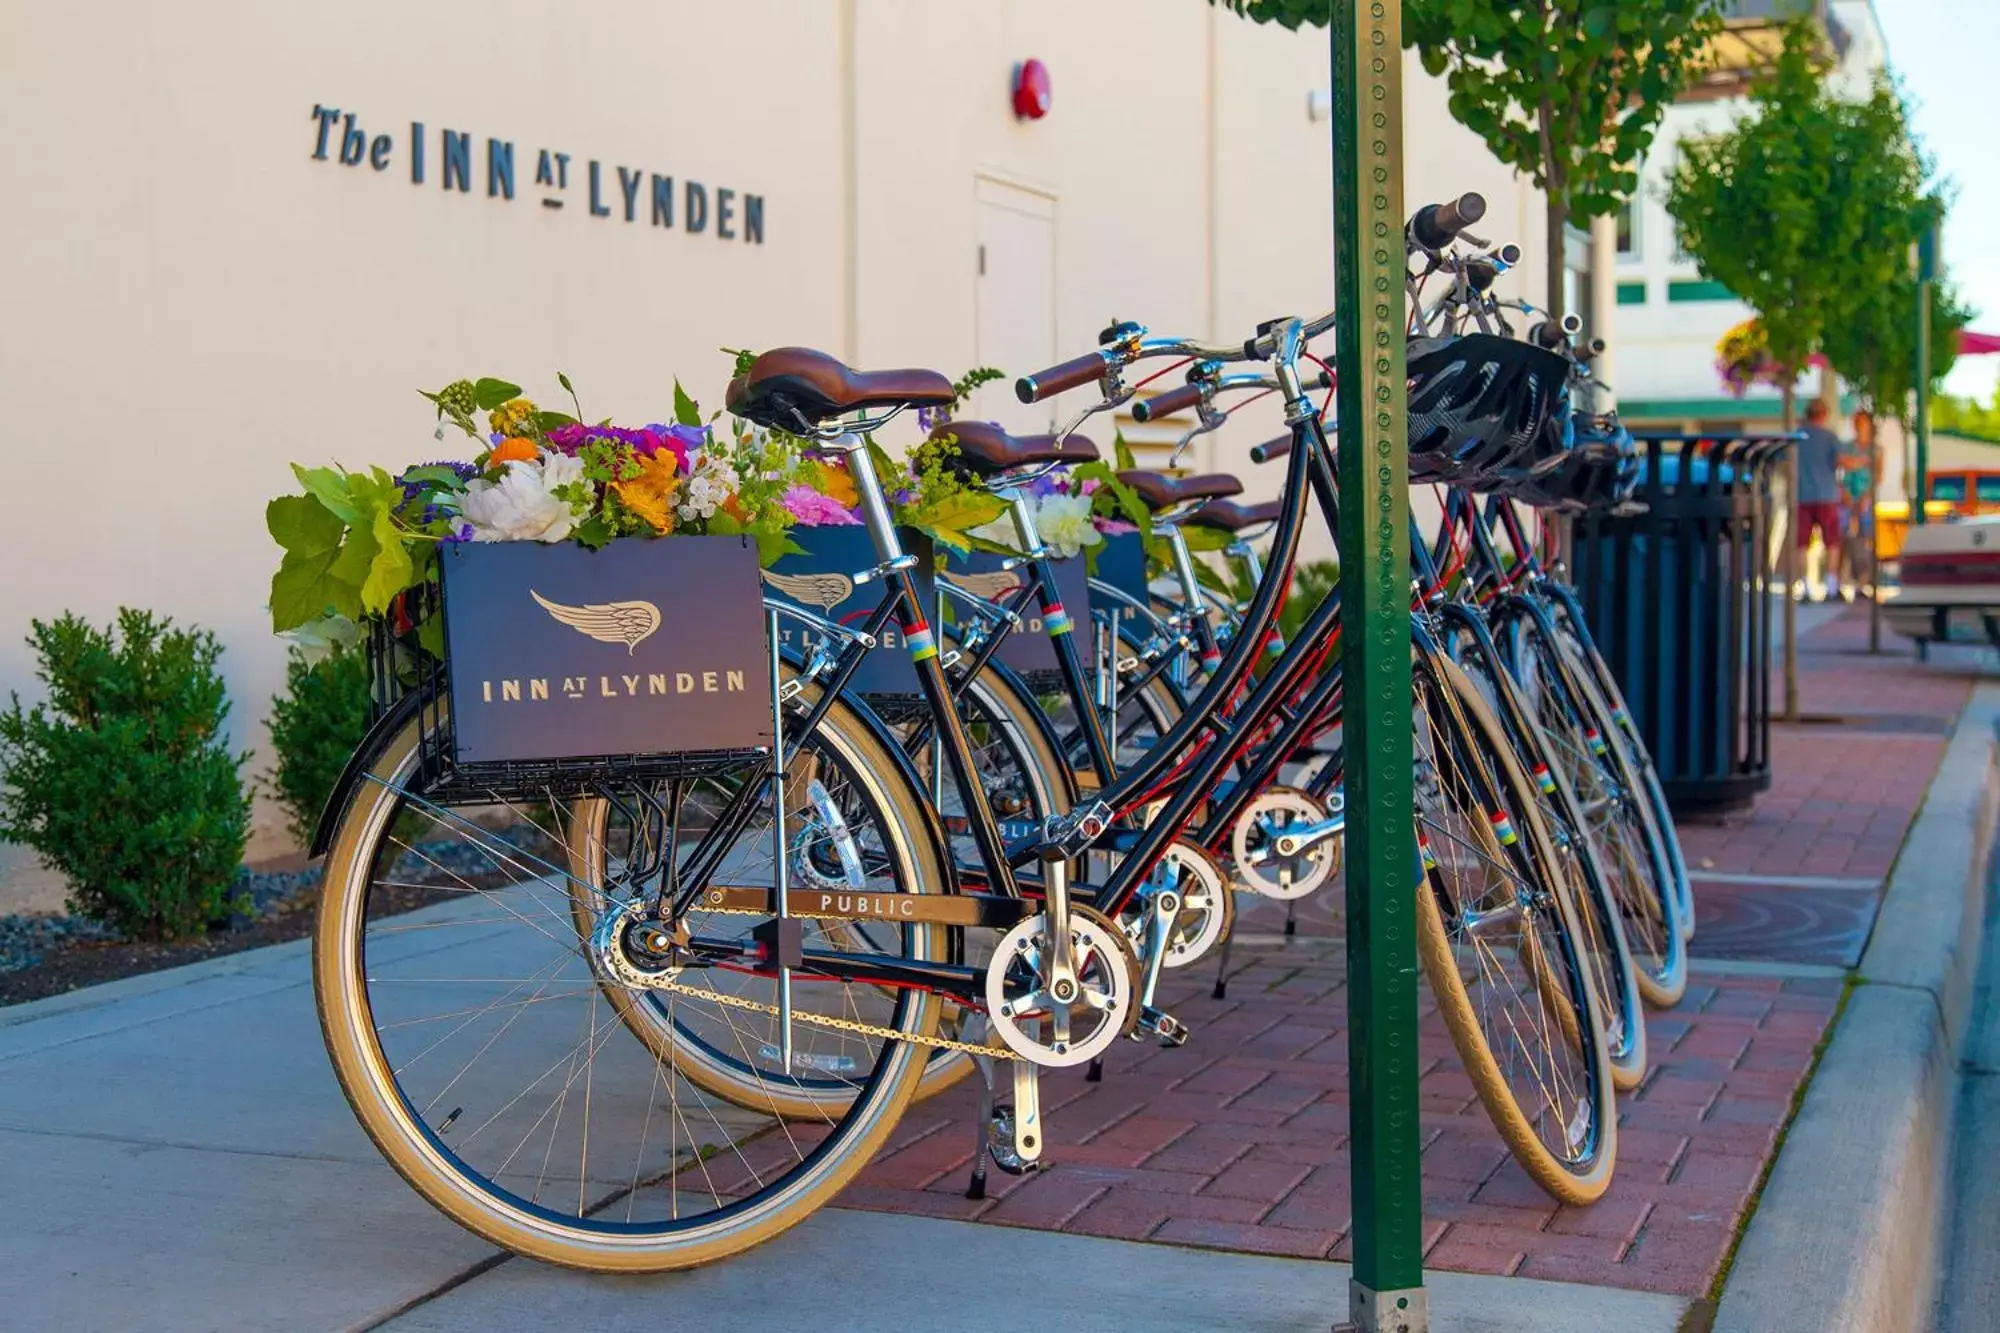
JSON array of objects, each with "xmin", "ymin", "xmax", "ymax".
[
  {"xmin": 264, "ymin": 361, "xmax": 1107, "ymax": 661},
  {"xmin": 1715, "ymin": 318, "xmax": 1789, "ymax": 398}
]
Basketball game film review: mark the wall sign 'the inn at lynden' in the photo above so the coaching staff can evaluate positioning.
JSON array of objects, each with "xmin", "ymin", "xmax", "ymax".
[{"xmin": 307, "ymin": 104, "xmax": 767, "ymax": 244}]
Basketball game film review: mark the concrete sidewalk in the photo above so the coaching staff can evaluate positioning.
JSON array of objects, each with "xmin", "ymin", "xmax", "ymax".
[{"xmin": 0, "ymin": 935, "xmax": 1687, "ymax": 1333}]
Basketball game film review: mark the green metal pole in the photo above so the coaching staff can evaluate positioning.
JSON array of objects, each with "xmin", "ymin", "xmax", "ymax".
[
  {"xmin": 1330, "ymin": 3, "xmax": 1424, "ymax": 1331},
  {"xmin": 1913, "ymin": 225, "xmax": 1935, "ymax": 525}
]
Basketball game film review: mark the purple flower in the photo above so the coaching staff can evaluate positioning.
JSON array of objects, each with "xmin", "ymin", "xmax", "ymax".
[
  {"xmin": 1094, "ymin": 517, "xmax": 1139, "ymax": 535},
  {"xmin": 396, "ymin": 459, "xmax": 480, "ymax": 503},
  {"xmin": 1023, "ymin": 471, "xmax": 1067, "ymax": 499},
  {"xmin": 781, "ymin": 485, "xmax": 863, "ymax": 526},
  {"xmin": 442, "ymin": 522, "xmax": 474, "ymax": 544}
]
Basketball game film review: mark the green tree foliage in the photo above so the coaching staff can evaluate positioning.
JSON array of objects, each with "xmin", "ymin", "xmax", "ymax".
[
  {"xmin": 1669, "ymin": 23, "xmax": 1943, "ymax": 420},
  {"xmin": 265, "ymin": 646, "xmax": 373, "ymax": 846},
  {"xmin": 1826, "ymin": 269, "xmax": 1970, "ymax": 422},
  {"xmin": 0, "ymin": 610, "xmax": 251, "ymax": 941},
  {"xmin": 1934, "ymin": 383, "xmax": 2000, "ymax": 441},
  {"xmin": 1211, "ymin": 0, "xmax": 1725, "ymax": 320}
]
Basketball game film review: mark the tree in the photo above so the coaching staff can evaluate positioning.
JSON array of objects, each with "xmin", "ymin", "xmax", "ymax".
[
  {"xmin": 1668, "ymin": 22, "xmax": 1946, "ymax": 713},
  {"xmin": 1212, "ymin": 0, "xmax": 1726, "ymax": 321}
]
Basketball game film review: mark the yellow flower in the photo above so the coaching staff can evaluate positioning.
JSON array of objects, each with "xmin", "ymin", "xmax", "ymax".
[
  {"xmin": 806, "ymin": 459, "xmax": 859, "ymax": 508},
  {"xmin": 486, "ymin": 437, "xmax": 540, "ymax": 470},
  {"xmin": 487, "ymin": 397, "xmax": 539, "ymax": 438},
  {"xmin": 610, "ymin": 450, "xmax": 681, "ymax": 534}
]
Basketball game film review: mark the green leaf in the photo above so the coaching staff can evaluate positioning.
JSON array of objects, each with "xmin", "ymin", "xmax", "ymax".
[
  {"xmin": 673, "ymin": 379, "xmax": 703, "ymax": 429},
  {"xmin": 291, "ymin": 465, "xmax": 359, "ymax": 524},
  {"xmin": 397, "ymin": 464, "xmax": 470, "ymax": 493},
  {"xmin": 327, "ymin": 506, "xmax": 380, "ymax": 589},
  {"xmin": 360, "ymin": 504, "xmax": 414, "ymax": 615},
  {"xmin": 270, "ymin": 549, "xmax": 348, "ymax": 633},
  {"xmin": 473, "ymin": 378, "xmax": 522, "ymax": 412},
  {"xmin": 753, "ymin": 529, "xmax": 806, "ymax": 567},
  {"xmin": 1180, "ymin": 525, "xmax": 1237, "ymax": 553},
  {"xmin": 416, "ymin": 615, "xmax": 446, "ymax": 661},
  {"xmin": 267, "ymin": 494, "xmax": 344, "ymax": 556},
  {"xmin": 573, "ymin": 514, "xmax": 614, "ymax": 550},
  {"xmin": 534, "ymin": 410, "xmax": 578, "ymax": 433}
]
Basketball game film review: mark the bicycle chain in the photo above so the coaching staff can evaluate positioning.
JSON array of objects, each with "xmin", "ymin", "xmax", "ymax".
[{"xmin": 639, "ymin": 970, "xmax": 1022, "ymax": 1059}]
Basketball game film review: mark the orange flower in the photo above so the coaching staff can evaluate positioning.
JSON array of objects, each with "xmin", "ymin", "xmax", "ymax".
[
  {"xmin": 722, "ymin": 494, "xmax": 749, "ymax": 523},
  {"xmin": 610, "ymin": 449, "xmax": 681, "ymax": 534},
  {"xmin": 808, "ymin": 459, "xmax": 860, "ymax": 508},
  {"xmin": 487, "ymin": 437, "xmax": 539, "ymax": 470}
]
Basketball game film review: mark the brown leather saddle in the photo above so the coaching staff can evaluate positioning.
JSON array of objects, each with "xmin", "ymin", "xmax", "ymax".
[
  {"xmin": 726, "ymin": 347, "xmax": 955, "ymax": 430},
  {"xmin": 1184, "ymin": 498, "xmax": 1281, "ymax": 533},
  {"xmin": 931, "ymin": 420, "xmax": 1100, "ymax": 478},
  {"xmin": 1114, "ymin": 471, "xmax": 1244, "ymax": 513}
]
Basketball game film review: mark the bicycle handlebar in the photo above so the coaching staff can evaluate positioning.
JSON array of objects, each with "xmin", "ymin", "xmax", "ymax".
[
  {"xmin": 1250, "ymin": 434, "xmax": 1292, "ymax": 464},
  {"xmin": 1016, "ymin": 350, "xmax": 1113, "ymax": 404},
  {"xmin": 1409, "ymin": 192, "xmax": 1486, "ymax": 252},
  {"xmin": 1134, "ymin": 369, "xmax": 1332, "ymax": 423},
  {"xmin": 1131, "ymin": 381, "xmax": 1205, "ymax": 423}
]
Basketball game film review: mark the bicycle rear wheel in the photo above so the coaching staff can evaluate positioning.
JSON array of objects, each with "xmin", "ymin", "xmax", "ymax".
[
  {"xmin": 314, "ymin": 696, "xmax": 945, "ymax": 1271},
  {"xmin": 1545, "ymin": 596, "xmax": 1695, "ymax": 942},
  {"xmin": 1443, "ymin": 623, "xmax": 1647, "ymax": 1092},
  {"xmin": 1415, "ymin": 651, "xmax": 1618, "ymax": 1205},
  {"xmin": 1505, "ymin": 611, "xmax": 1687, "ymax": 1007}
]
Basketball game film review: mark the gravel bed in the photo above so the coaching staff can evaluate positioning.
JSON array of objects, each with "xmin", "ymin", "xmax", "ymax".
[{"xmin": 0, "ymin": 823, "xmax": 556, "ymax": 976}]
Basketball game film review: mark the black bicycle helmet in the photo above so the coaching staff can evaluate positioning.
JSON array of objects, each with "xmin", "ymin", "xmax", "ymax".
[
  {"xmin": 1498, "ymin": 411, "xmax": 1636, "ymax": 512},
  {"xmin": 1405, "ymin": 334, "xmax": 1573, "ymax": 487}
]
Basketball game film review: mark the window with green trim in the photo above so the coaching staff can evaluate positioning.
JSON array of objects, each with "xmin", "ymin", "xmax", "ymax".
[{"xmin": 1667, "ymin": 279, "xmax": 1734, "ymax": 302}]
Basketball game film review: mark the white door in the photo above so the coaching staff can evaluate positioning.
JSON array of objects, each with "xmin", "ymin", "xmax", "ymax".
[{"xmin": 972, "ymin": 177, "xmax": 1057, "ymax": 432}]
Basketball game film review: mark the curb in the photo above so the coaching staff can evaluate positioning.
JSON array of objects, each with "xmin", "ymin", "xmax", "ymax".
[{"xmin": 1712, "ymin": 680, "xmax": 2000, "ymax": 1333}]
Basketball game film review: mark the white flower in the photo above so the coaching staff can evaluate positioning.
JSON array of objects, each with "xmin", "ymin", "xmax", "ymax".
[
  {"xmin": 283, "ymin": 613, "xmax": 360, "ymax": 668},
  {"xmin": 461, "ymin": 455, "xmax": 585, "ymax": 543},
  {"xmin": 1034, "ymin": 492, "xmax": 1104, "ymax": 560},
  {"xmin": 677, "ymin": 457, "xmax": 739, "ymax": 521},
  {"xmin": 968, "ymin": 514, "xmax": 1022, "ymax": 551}
]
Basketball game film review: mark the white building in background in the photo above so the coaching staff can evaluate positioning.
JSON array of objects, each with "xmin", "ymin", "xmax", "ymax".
[
  {"xmin": 0, "ymin": 1, "xmax": 1567, "ymax": 888},
  {"xmin": 1612, "ymin": 1, "xmax": 1891, "ymax": 437}
]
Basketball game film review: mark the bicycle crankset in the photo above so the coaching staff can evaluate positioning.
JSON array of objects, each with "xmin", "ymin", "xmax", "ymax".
[
  {"xmin": 983, "ymin": 904, "xmax": 1138, "ymax": 1067},
  {"xmin": 1116, "ymin": 839, "xmax": 1234, "ymax": 969},
  {"xmin": 1230, "ymin": 786, "xmax": 1342, "ymax": 901}
]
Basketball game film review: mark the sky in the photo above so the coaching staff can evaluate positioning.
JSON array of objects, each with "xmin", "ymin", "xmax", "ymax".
[{"xmin": 1876, "ymin": 0, "xmax": 2000, "ymax": 401}]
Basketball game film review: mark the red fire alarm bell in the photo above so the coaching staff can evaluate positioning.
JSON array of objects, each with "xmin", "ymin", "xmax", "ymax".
[{"xmin": 1012, "ymin": 59, "xmax": 1051, "ymax": 120}]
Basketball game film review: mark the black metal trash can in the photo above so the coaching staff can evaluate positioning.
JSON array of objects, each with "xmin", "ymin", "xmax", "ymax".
[{"xmin": 1568, "ymin": 432, "xmax": 1795, "ymax": 816}]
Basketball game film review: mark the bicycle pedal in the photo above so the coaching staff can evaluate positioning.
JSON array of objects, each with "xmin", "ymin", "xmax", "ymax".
[{"xmin": 1135, "ymin": 1005, "xmax": 1189, "ymax": 1047}]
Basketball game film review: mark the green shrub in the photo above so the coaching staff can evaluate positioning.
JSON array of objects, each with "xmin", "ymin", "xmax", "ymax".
[
  {"xmin": 0, "ymin": 609, "xmax": 251, "ymax": 941},
  {"xmin": 265, "ymin": 646, "xmax": 372, "ymax": 846}
]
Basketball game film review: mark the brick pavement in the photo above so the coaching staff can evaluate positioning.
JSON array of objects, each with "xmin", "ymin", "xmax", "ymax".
[
  {"xmin": 830, "ymin": 943, "xmax": 1840, "ymax": 1296},
  {"xmin": 824, "ymin": 604, "xmax": 1972, "ymax": 1295}
]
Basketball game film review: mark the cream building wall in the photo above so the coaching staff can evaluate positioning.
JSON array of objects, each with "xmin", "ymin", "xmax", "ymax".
[{"xmin": 0, "ymin": 1, "xmax": 1551, "ymax": 882}]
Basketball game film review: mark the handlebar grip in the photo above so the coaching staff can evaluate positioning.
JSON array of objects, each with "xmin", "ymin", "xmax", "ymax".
[
  {"xmin": 1410, "ymin": 192, "xmax": 1487, "ymax": 250},
  {"xmin": 1015, "ymin": 351, "xmax": 1111, "ymax": 404},
  {"xmin": 1529, "ymin": 320, "xmax": 1567, "ymax": 350},
  {"xmin": 1132, "ymin": 382, "xmax": 1205, "ymax": 423},
  {"xmin": 1250, "ymin": 435, "xmax": 1293, "ymax": 464},
  {"xmin": 1577, "ymin": 337, "xmax": 1607, "ymax": 363},
  {"xmin": 1496, "ymin": 242, "xmax": 1522, "ymax": 265},
  {"xmin": 1466, "ymin": 259, "xmax": 1498, "ymax": 293}
]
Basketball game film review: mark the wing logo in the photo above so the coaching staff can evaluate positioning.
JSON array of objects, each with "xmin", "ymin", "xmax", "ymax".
[
  {"xmin": 761, "ymin": 569, "xmax": 855, "ymax": 612},
  {"xmin": 940, "ymin": 570, "xmax": 1025, "ymax": 600},
  {"xmin": 529, "ymin": 590, "xmax": 662, "ymax": 654}
]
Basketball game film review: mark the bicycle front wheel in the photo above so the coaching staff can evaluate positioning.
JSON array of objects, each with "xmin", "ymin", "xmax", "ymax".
[
  {"xmin": 314, "ymin": 697, "xmax": 946, "ymax": 1272},
  {"xmin": 1414, "ymin": 651, "xmax": 1619, "ymax": 1206}
]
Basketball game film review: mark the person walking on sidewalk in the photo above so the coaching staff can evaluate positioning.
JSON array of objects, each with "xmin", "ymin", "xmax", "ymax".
[
  {"xmin": 1839, "ymin": 409, "xmax": 1876, "ymax": 601},
  {"xmin": 1794, "ymin": 399, "xmax": 1846, "ymax": 602}
]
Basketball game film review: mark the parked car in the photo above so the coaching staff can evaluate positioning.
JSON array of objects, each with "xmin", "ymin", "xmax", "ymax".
[{"xmin": 1883, "ymin": 513, "xmax": 2000, "ymax": 654}]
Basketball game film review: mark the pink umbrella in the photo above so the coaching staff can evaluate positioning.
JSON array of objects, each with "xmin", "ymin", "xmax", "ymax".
[{"xmin": 1957, "ymin": 330, "xmax": 2000, "ymax": 356}]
